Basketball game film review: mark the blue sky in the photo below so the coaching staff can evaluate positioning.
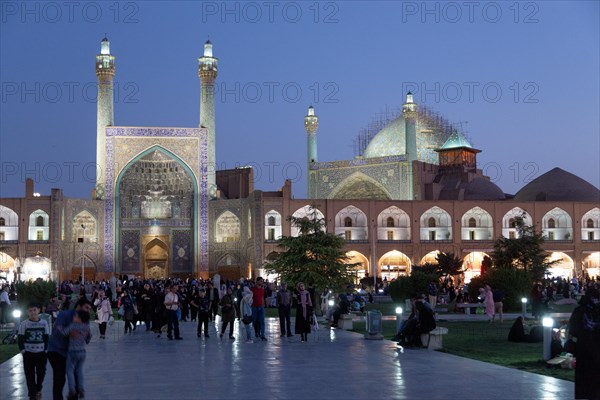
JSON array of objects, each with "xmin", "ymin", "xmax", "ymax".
[{"xmin": 1, "ymin": 1, "xmax": 598, "ymax": 199}]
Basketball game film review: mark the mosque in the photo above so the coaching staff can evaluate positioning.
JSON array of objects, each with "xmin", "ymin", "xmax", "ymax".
[{"xmin": 1, "ymin": 39, "xmax": 599, "ymax": 284}]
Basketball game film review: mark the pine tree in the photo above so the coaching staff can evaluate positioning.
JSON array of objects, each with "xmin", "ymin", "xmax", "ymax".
[
  {"xmin": 265, "ymin": 206, "xmax": 359, "ymax": 291},
  {"xmin": 492, "ymin": 216, "xmax": 555, "ymax": 281}
]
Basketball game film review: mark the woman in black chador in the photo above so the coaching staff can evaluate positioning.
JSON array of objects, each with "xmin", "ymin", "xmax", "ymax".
[
  {"xmin": 568, "ymin": 286, "xmax": 600, "ymax": 400},
  {"xmin": 295, "ymin": 282, "xmax": 313, "ymax": 342}
]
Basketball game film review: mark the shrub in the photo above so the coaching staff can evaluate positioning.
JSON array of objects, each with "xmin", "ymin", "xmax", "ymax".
[
  {"xmin": 15, "ymin": 279, "xmax": 57, "ymax": 309},
  {"xmin": 468, "ymin": 269, "xmax": 532, "ymax": 311},
  {"xmin": 389, "ymin": 270, "xmax": 439, "ymax": 303}
]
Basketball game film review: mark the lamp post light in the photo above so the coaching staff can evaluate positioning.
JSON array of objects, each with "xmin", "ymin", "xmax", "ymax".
[
  {"xmin": 542, "ymin": 317, "xmax": 554, "ymax": 361},
  {"xmin": 395, "ymin": 306, "xmax": 403, "ymax": 333},
  {"xmin": 80, "ymin": 224, "xmax": 85, "ymax": 286},
  {"xmin": 521, "ymin": 297, "xmax": 528, "ymax": 319}
]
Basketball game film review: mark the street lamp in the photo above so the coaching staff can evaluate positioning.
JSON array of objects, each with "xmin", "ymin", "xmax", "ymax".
[
  {"xmin": 521, "ymin": 297, "xmax": 528, "ymax": 319},
  {"xmin": 81, "ymin": 224, "xmax": 85, "ymax": 286},
  {"xmin": 395, "ymin": 306, "xmax": 403, "ymax": 334},
  {"xmin": 542, "ymin": 317, "xmax": 554, "ymax": 361}
]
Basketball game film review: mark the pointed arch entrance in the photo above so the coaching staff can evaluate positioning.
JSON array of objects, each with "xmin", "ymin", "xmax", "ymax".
[
  {"xmin": 143, "ymin": 237, "xmax": 169, "ymax": 279},
  {"xmin": 378, "ymin": 250, "xmax": 412, "ymax": 280},
  {"xmin": 346, "ymin": 250, "xmax": 369, "ymax": 283},
  {"xmin": 116, "ymin": 146, "xmax": 197, "ymax": 278}
]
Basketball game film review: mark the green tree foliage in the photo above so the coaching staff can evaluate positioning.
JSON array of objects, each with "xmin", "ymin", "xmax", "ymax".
[
  {"xmin": 492, "ymin": 216, "xmax": 555, "ymax": 281},
  {"xmin": 15, "ymin": 279, "xmax": 57, "ymax": 309},
  {"xmin": 469, "ymin": 268, "xmax": 532, "ymax": 311},
  {"xmin": 265, "ymin": 207, "xmax": 358, "ymax": 292},
  {"xmin": 388, "ymin": 270, "xmax": 440, "ymax": 302}
]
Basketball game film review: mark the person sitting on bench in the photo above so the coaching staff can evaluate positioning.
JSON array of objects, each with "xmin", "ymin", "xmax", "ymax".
[{"xmin": 395, "ymin": 300, "xmax": 436, "ymax": 347}]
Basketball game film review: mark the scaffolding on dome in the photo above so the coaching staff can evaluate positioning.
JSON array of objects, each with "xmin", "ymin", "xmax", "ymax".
[{"xmin": 353, "ymin": 104, "xmax": 459, "ymax": 158}]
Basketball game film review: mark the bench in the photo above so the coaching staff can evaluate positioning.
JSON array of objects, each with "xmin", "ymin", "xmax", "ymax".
[
  {"xmin": 456, "ymin": 303, "xmax": 485, "ymax": 315},
  {"xmin": 420, "ymin": 327, "xmax": 449, "ymax": 350},
  {"xmin": 338, "ymin": 314, "xmax": 354, "ymax": 330}
]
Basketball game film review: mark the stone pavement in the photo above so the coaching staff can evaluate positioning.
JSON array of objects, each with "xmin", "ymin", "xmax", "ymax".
[{"xmin": 1, "ymin": 317, "xmax": 574, "ymax": 400}]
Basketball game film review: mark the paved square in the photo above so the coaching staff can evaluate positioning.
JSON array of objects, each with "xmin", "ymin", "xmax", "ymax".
[{"xmin": 1, "ymin": 318, "xmax": 573, "ymax": 399}]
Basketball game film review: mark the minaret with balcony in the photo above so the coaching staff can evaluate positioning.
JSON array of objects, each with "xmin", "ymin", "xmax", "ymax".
[
  {"xmin": 95, "ymin": 36, "xmax": 115, "ymax": 199},
  {"xmin": 198, "ymin": 40, "xmax": 218, "ymax": 198},
  {"xmin": 304, "ymin": 106, "xmax": 319, "ymax": 197}
]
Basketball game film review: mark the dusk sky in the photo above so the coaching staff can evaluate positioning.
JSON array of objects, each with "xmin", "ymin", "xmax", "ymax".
[{"xmin": 1, "ymin": 1, "xmax": 599, "ymax": 199}]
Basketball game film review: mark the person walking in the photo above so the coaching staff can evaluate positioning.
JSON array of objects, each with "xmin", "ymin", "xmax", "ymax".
[
  {"xmin": 120, "ymin": 290, "xmax": 136, "ymax": 335},
  {"xmin": 64, "ymin": 310, "xmax": 91, "ymax": 400},
  {"xmin": 484, "ymin": 284, "xmax": 495, "ymax": 323},
  {"xmin": 568, "ymin": 286, "xmax": 600, "ymax": 400},
  {"xmin": 277, "ymin": 283, "xmax": 293, "ymax": 338},
  {"xmin": 47, "ymin": 298, "xmax": 92, "ymax": 400},
  {"xmin": 93, "ymin": 290, "xmax": 112, "ymax": 339},
  {"xmin": 251, "ymin": 277, "xmax": 267, "ymax": 341},
  {"xmin": 18, "ymin": 302, "xmax": 50, "ymax": 400},
  {"xmin": 492, "ymin": 286, "xmax": 504, "ymax": 323},
  {"xmin": 194, "ymin": 289, "xmax": 211, "ymax": 338},
  {"xmin": 0, "ymin": 285, "xmax": 11, "ymax": 326},
  {"xmin": 206, "ymin": 281, "xmax": 219, "ymax": 322},
  {"xmin": 241, "ymin": 287, "xmax": 254, "ymax": 343},
  {"xmin": 164, "ymin": 284, "xmax": 182, "ymax": 340},
  {"xmin": 219, "ymin": 287, "xmax": 235, "ymax": 340},
  {"xmin": 295, "ymin": 282, "xmax": 313, "ymax": 342}
]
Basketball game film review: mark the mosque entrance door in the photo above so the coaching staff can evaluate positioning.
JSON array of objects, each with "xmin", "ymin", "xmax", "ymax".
[{"xmin": 143, "ymin": 237, "xmax": 169, "ymax": 279}]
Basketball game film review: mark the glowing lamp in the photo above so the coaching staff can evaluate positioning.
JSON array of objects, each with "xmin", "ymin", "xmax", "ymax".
[
  {"xmin": 542, "ymin": 317, "xmax": 554, "ymax": 328},
  {"xmin": 395, "ymin": 307, "xmax": 403, "ymax": 315},
  {"xmin": 13, "ymin": 309, "xmax": 21, "ymax": 319},
  {"xmin": 521, "ymin": 298, "xmax": 528, "ymax": 304}
]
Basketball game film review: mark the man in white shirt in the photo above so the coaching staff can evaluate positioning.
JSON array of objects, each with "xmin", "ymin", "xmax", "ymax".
[{"xmin": 164, "ymin": 284, "xmax": 182, "ymax": 340}]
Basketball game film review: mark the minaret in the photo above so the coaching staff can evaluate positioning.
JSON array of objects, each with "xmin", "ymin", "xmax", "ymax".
[
  {"xmin": 198, "ymin": 40, "xmax": 218, "ymax": 198},
  {"xmin": 304, "ymin": 105, "xmax": 319, "ymax": 197},
  {"xmin": 95, "ymin": 36, "xmax": 115, "ymax": 199},
  {"xmin": 402, "ymin": 92, "xmax": 417, "ymax": 199}
]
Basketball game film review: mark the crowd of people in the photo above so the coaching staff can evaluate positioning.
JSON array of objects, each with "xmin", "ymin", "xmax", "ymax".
[{"xmin": 3, "ymin": 272, "xmax": 599, "ymax": 399}]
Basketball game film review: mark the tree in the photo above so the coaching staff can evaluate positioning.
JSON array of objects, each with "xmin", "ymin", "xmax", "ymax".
[
  {"xmin": 435, "ymin": 252, "xmax": 464, "ymax": 281},
  {"xmin": 492, "ymin": 216, "xmax": 555, "ymax": 281},
  {"xmin": 265, "ymin": 206, "xmax": 358, "ymax": 292}
]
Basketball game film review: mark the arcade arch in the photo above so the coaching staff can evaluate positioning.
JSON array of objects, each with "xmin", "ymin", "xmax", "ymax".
[
  {"xmin": 29, "ymin": 209, "xmax": 49, "ymax": 241},
  {"xmin": 335, "ymin": 205, "xmax": 368, "ymax": 240},
  {"xmin": 377, "ymin": 206, "xmax": 410, "ymax": 241},
  {"xmin": 502, "ymin": 207, "xmax": 532, "ymax": 238},
  {"xmin": 290, "ymin": 206, "xmax": 325, "ymax": 237},
  {"xmin": 542, "ymin": 208, "xmax": 573, "ymax": 241},
  {"xmin": 265, "ymin": 210, "xmax": 282, "ymax": 241},
  {"xmin": 346, "ymin": 250, "xmax": 369, "ymax": 283},
  {"xmin": 215, "ymin": 211, "xmax": 241, "ymax": 243},
  {"xmin": 462, "ymin": 251, "xmax": 490, "ymax": 283},
  {"xmin": 582, "ymin": 252, "xmax": 600, "ymax": 279},
  {"xmin": 378, "ymin": 250, "xmax": 411, "ymax": 280},
  {"xmin": 0, "ymin": 205, "xmax": 18, "ymax": 241},
  {"xmin": 581, "ymin": 208, "xmax": 600, "ymax": 241},
  {"xmin": 461, "ymin": 207, "xmax": 493, "ymax": 241},
  {"xmin": 547, "ymin": 252, "xmax": 574, "ymax": 279},
  {"xmin": 420, "ymin": 207, "xmax": 452, "ymax": 241}
]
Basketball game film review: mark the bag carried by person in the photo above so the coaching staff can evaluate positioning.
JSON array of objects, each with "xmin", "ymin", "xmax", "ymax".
[
  {"xmin": 242, "ymin": 315, "xmax": 252, "ymax": 325},
  {"xmin": 133, "ymin": 304, "xmax": 139, "ymax": 315},
  {"xmin": 118, "ymin": 305, "xmax": 125, "ymax": 317}
]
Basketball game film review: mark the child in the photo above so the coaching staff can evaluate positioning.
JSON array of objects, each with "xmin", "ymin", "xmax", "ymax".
[
  {"xmin": 18, "ymin": 302, "xmax": 50, "ymax": 400},
  {"xmin": 65, "ymin": 310, "xmax": 92, "ymax": 399}
]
